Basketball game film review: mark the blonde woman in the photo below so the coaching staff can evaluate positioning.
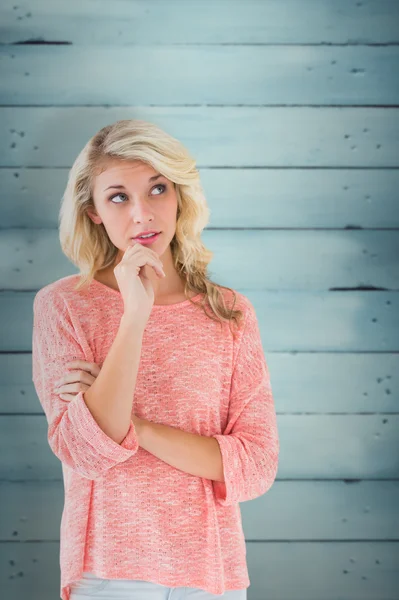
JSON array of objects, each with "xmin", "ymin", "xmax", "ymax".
[{"xmin": 32, "ymin": 119, "xmax": 279, "ymax": 600}]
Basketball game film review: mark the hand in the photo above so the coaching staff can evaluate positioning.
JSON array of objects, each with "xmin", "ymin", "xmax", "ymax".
[
  {"xmin": 53, "ymin": 359, "xmax": 145, "ymax": 438},
  {"xmin": 53, "ymin": 359, "xmax": 100, "ymax": 400},
  {"xmin": 114, "ymin": 240, "xmax": 166, "ymax": 328}
]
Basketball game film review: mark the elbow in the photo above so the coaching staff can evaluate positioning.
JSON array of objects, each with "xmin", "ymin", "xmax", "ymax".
[
  {"xmin": 48, "ymin": 434, "xmax": 107, "ymax": 481},
  {"xmin": 258, "ymin": 463, "xmax": 279, "ymax": 497},
  {"xmin": 45, "ymin": 392, "xmax": 139, "ymax": 480},
  {"xmin": 240, "ymin": 434, "xmax": 280, "ymax": 502},
  {"xmin": 224, "ymin": 449, "xmax": 279, "ymax": 506},
  {"xmin": 257, "ymin": 447, "xmax": 279, "ymax": 497},
  {"xmin": 238, "ymin": 464, "xmax": 279, "ymax": 504},
  {"xmin": 211, "ymin": 432, "xmax": 280, "ymax": 506}
]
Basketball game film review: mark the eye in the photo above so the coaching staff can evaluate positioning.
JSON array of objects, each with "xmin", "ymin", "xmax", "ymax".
[
  {"xmin": 109, "ymin": 192, "xmax": 128, "ymax": 204},
  {"xmin": 109, "ymin": 184, "xmax": 167, "ymax": 204}
]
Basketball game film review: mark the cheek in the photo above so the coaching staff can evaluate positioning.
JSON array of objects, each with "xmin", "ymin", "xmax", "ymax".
[
  {"xmin": 164, "ymin": 195, "xmax": 178, "ymax": 219},
  {"xmin": 99, "ymin": 209, "xmax": 126, "ymax": 236}
]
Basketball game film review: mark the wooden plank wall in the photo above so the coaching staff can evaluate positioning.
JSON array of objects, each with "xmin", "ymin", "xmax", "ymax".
[{"xmin": 0, "ymin": 1, "xmax": 398, "ymax": 599}]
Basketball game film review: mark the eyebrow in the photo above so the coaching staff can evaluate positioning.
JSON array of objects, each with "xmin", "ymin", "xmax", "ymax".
[{"xmin": 103, "ymin": 173, "xmax": 164, "ymax": 192}]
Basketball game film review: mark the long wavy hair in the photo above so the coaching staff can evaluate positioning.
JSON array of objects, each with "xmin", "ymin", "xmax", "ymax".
[{"xmin": 59, "ymin": 119, "xmax": 244, "ymax": 335}]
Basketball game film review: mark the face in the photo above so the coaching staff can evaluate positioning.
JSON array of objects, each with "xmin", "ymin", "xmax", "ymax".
[{"xmin": 88, "ymin": 159, "xmax": 178, "ymax": 262}]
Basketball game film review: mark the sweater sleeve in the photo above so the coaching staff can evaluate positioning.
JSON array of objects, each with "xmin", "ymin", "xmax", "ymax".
[
  {"xmin": 211, "ymin": 298, "xmax": 279, "ymax": 506},
  {"xmin": 32, "ymin": 287, "xmax": 139, "ymax": 480}
]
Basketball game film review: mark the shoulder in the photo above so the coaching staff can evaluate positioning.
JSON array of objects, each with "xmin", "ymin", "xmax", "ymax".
[
  {"xmin": 33, "ymin": 274, "xmax": 88, "ymax": 314},
  {"xmin": 34, "ymin": 274, "xmax": 87, "ymax": 303},
  {"xmin": 215, "ymin": 287, "xmax": 257, "ymax": 347},
  {"xmin": 218, "ymin": 286, "xmax": 255, "ymax": 321},
  {"xmin": 218, "ymin": 286, "xmax": 250, "ymax": 309}
]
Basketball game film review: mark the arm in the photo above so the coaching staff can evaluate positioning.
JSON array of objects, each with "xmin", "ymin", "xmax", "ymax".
[
  {"xmin": 32, "ymin": 288, "xmax": 140, "ymax": 480},
  {"xmin": 138, "ymin": 420, "xmax": 225, "ymax": 482},
  {"xmin": 135, "ymin": 299, "xmax": 279, "ymax": 498},
  {"xmin": 211, "ymin": 298, "xmax": 279, "ymax": 506},
  {"xmin": 83, "ymin": 311, "xmax": 144, "ymax": 445}
]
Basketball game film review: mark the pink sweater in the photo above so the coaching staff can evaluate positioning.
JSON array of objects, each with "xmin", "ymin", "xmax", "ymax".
[{"xmin": 32, "ymin": 274, "xmax": 279, "ymax": 599}]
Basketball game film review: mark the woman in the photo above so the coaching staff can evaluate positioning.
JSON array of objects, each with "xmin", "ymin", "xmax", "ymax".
[{"xmin": 32, "ymin": 119, "xmax": 280, "ymax": 600}]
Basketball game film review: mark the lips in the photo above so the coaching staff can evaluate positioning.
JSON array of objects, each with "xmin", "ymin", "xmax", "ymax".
[
  {"xmin": 133, "ymin": 230, "xmax": 160, "ymax": 239},
  {"xmin": 131, "ymin": 232, "xmax": 161, "ymax": 245}
]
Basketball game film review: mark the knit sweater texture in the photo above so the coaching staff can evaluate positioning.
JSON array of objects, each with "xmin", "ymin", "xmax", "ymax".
[{"xmin": 31, "ymin": 274, "xmax": 279, "ymax": 599}]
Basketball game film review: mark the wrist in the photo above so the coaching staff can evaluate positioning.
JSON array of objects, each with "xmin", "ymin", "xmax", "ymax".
[{"xmin": 120, "ymin": 313, "xmax": 145, "ymax": 336}]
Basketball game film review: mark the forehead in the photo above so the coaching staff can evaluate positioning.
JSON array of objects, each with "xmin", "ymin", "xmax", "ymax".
[{"xmin": 93, "ymin": 159, "xmax": 159, "ymax": 185}]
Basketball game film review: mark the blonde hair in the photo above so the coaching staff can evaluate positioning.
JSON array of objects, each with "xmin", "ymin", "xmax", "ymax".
[{"xmin": 59, "ymin": 119, "xmax": 244, "ymax": 334}]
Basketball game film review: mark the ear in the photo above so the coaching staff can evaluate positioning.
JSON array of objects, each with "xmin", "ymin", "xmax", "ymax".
[{"xmin": 87, "ymin": 208, "xmax": 102, "ymax": 224}]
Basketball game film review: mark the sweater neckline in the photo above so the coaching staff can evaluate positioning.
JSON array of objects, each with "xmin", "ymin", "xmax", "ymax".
[{"xmin": 88, "ymin": 276, "xmax": 203, "ymax": 310}]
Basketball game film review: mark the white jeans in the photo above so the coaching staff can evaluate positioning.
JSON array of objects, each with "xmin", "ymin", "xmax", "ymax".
[{"xmin": 69, "ymin": 572, "xmax": 248, "ymax": 599}]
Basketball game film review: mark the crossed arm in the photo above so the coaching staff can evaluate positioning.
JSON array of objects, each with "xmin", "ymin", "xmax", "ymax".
[
  {"xmin": 138, "ymin": 418, "xmax": 225, "ymax": 482},
  {"xmin": 35, "ymin": 296, "xmax": 279, "ymax": 504},
  {"xmin": 54, "ymin": 359, "xmax": 225, "ymax": 482}
]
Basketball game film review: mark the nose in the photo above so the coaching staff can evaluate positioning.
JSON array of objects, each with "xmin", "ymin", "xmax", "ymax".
[{"xmin": 128, "ymin": 196, "xmax": 155, "ymax": 223}]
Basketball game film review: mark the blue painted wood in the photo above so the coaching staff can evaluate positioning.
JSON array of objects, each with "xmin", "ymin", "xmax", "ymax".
[
  {"xmin": 245, "ymin": 541, "xmax": 399, "ymax": 600},
  {"xmin": 0, "ymin": 413, "xmax": 398, "ymax": 480},
  {"xmin": 1, "ymin": 167, "xmax": 399, "ymax": 229},
  {"xmin": 2, "ymin": 45, "xmax": 399, "ymax": 105},
  {"xmin": 1, "ymin": 107, "xmax": 397, "ymax": 167},
  {"xmin": 1, "ymin": 480, "xmax": 398, "ymax": 540},
  {"xmin": 1, "ymin": 229, "xmax": 398, "ymax": 291},
  {"xmin": 1, "ymin": 540, "xmax": 398, "ymax": 599},
  {"xmin": 0, "ymin": 1, "xmax": 398, "ymax": 598},
  {"xmin": 1, "ymin": 290, "xmax": 398, "ymax": 352},
  {"xmin": 0, "ymin": 0, "xmax": 398, "ymax": 45},
  {"xmin": 1, "ymin": 352, "xmax": 398, "ymax": 414}
]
